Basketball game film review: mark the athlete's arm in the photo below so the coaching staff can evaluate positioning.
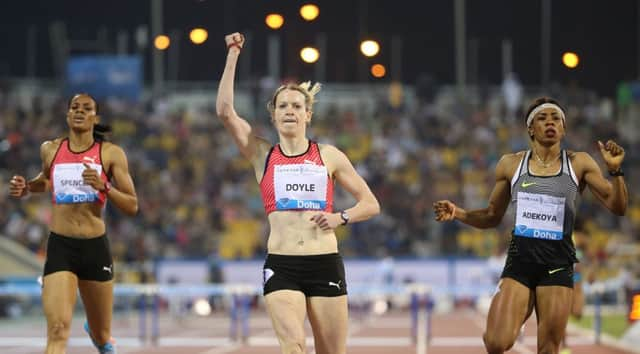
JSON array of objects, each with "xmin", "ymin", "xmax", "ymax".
[
  {"xmin": 215, "ymin": 32, "xmax": 270, "ymax": 170},
  {"xmin": 9, "ymin": 141, "xmax": 55, "ymax": 197},
  {"xmin": 434, "ymin": 154, "xmax": 515, "ymax": 228},
  {"xmin": 101, "ymin": 144, "xmax": 138, "ymax": 216},
  {"xmin": 579, "ymin": 140, "xmax": 627, "ymax": 215},
  {"xmin": 310, "ymin": 145, "xmax": 380, "ymax": 231},
  {"xmin": 30, "ymin": 140, "xmax": 57, "ymax": 192}
]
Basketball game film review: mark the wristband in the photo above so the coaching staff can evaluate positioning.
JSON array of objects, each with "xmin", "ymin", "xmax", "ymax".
[
  {"xmin": 340, "ymin": 210, "xmax": 350, "ymax": 225},
  {"xmin": 101, "ymin": 181, "xmax": 112, "ymax": 193},
  {"xmin": 608, "ymin": 169, "xmax": 624, "ymax": 177},
  {"xmin": 227, "ymin": 43, "xmax": 242, "ymax": 52}
]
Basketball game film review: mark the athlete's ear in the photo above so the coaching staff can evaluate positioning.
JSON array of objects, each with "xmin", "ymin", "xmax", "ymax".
[{"xmin": 93, "ymin": 115, "xmax": 101, "ymax": 124}]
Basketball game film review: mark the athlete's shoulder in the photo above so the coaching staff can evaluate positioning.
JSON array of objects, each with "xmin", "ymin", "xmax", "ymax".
[
  {"xmin": 318, "ymin": 143, "xmax": 350, "ymax": 170},
  {"xmin": 498, "ymin": 151, "xmax": 526, "ymax": 166},
  {"xmin": 41, "ymin": 138, "xmax": 63, "ymax": 153},
  {"xmin": 100, "ymin": 141, "xmax": 127, "ymax": 161},
  {"xmin": 317, "ymin": 142, "xmax": 338, "ymax": 152},
  {"xmin": 567, "ymin": 150, "xmax": 596, "ymax": 171},
  {"xmin": 567, "ymin": 150, "xmax": 590, "ymax": 160},
  {"xmin": 567, "ymin": 150, "xmax": 594, "ymax": 164},
  {"xmin": 317, "ymin": 143, "xmax": 344, "ymax": 158},
  {"xmin": 40, "ymin": 138, "xmax": 64, "ymax": 170},
  {"xmin": 100, "ymin": 141, "xmax": 123, "ymax": 152},
  {"xmin": 495, "ymin": 151, "xmax": 526, "ymax": 179}
]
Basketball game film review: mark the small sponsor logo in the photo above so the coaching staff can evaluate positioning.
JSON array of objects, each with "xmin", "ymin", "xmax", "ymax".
[
  {"xmin": 83, "ymin": 156, "xmax": 98, "ymax": 165},
  {"xmin": 263, "ymin": 268, "xmax": 275, "ymax": 284},
  {"xmin": 548, "ymin": 267, "xmax": 564, "ymax": 275},
  {"xmin": 521, "ymin": 181, "xmax": 537, "ymax": 188},
  {"xmin": 328, "ymin": 280, "xmax": 342, "ymax": 290}
]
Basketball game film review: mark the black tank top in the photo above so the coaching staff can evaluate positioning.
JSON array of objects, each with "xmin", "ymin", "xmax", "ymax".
[{"xmin": 507, "ymin": 150, "xmax": 580, "ymax": 265}]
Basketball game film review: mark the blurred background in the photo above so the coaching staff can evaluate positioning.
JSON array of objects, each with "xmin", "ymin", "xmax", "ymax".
[{"xmin": 1, "ymin": 0, "xmax": 640, "ymax": 350}]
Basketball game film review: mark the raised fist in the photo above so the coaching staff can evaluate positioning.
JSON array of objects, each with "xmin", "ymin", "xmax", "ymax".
[
  {"xmin": 597, "ymin": 140, "xmax": 625, "ymax": 172},
  {"xmin": 225, "ymin": 32, "xmax": 245, "ymax": 52}
]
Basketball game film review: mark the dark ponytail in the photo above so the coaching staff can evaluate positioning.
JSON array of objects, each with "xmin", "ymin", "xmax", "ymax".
[{"xmin": 93, "ymin": 123, "xmax": 112, "ymax": 142}]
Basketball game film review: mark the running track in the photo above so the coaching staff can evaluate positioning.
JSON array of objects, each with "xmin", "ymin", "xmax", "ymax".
[{"xmin": 0, "ymin": 309, "xmax": 634, "ymax": 354}]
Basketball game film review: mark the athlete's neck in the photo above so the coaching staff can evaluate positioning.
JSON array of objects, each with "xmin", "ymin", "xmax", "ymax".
[
  {"xmin": 532, "ymin": 143, "xmax": 561, "ymax": 161},
  {"xmin": 279, "ymin": 137, "xmax": 309, "ymax": 156},
  {"xmin": 68, "ymin": 131, "xmax": 95, "ymax": 152}
]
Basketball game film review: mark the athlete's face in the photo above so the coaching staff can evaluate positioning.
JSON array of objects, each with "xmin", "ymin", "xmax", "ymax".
[
  {"xmin": 271, "ymin": 89, "xmax": 311, "ymax": 136},
  {"xmin": 527, "ymin": 107, "xmax": 565, "ymax": 144},
  {"xmin": 66, "ymin": 94, "xmax": 99, "ymax": 132}
]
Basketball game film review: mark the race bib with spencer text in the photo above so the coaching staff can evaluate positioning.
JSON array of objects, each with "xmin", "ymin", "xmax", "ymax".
[
  {"xmin": 514, "ymin": 192, "xmax": 565, "ymax": 240},
  {"xmin": 273, "ymin": 164, "xmax": 328, "ymax": 210},
  {"xmin": 52, "ymin": 163, "xmax": 102, "ymax": 204}
]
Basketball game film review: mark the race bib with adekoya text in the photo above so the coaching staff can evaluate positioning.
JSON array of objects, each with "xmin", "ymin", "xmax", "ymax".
[
  {"xmin": 53, "ymin": 163, "xmax": 102, "ymax": 204},
  {"xmin": 514, "ymin": 192, "xmax": 565, "ymax": 240},
  {"xmin": 274, "ymin": 164, "xmax": 328, "ymax": 210}
]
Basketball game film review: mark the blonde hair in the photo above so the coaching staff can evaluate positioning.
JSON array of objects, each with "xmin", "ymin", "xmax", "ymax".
[{"xmin": 267, "ymin": 81, "xmax": 322, "ymax": 113}]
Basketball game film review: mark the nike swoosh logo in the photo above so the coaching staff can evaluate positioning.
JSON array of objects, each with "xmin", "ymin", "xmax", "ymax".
[
  {"xmin": 548, "ymin": 267, "xmax": 564, "ymax": 274},
  {"xmin": 521, "ymin": 181, "xmax": 537, "ymax": 188}
]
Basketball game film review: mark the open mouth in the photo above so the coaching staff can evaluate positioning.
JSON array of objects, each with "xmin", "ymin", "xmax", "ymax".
[{"xmin": 544, "ymin": 128, "xmax": 556, "ymax": 137}]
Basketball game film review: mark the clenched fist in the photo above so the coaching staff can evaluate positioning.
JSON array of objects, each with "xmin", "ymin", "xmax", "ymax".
[
  {"xmin": 310, "ymin": 212, "xmax": 342, "ymax": 231},
  {"xmin": 82, "ymin": 163, "xmax": 106, "ymax": 191},
  {"xmin": 225, "ymin": 32, "xmax": 245, "ymax": 53},
  {"xmin": 9, "ymin": 175, "xmax": 29, "ymax": 198},
  {"xmin": 597, "ymin": 140, "xmax": 625, "ymax": 173}
]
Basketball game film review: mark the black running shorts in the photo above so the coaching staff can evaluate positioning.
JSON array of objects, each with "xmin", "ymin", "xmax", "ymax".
[
  {"xmin": 501, "ymin": 255, "xmax": 573, "ymax": 289},
  {"xmin": 263, "ymin": 253, "xmax": 347, "ymax": 297},
  {"xmin": 43, "ymin": 232, "xmax": 114, "ymax": 281}
]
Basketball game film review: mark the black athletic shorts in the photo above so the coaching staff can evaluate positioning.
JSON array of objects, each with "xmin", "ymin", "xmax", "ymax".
[
  {"xmin": 501, "ymin": 255, "xmax": 573, "ymax": 290},
  {"xmin": 263, "ymin": 253, "xmax": 347, "ymax": 297},
  {"xmin": 43, "ymin": 232, "xmax": 114, "ymax": 281}
]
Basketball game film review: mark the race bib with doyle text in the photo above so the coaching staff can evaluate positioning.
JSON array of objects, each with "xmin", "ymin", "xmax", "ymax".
[
  {"xmin": 53, "ymin": 163, "xmax": 102, "ymax": 204},
  {"xmin": 274, "ymin": 164, "xmax": 328, "ymax": 210},
  {"xmin": 514, "ymin": 192, "xmax": 565, "ymax": 240}
]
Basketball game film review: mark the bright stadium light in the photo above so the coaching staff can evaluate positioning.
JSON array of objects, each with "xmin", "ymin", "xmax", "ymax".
[
  {"xmin": 266, "ymin": 13, "xmax": 285, "ymax": 30},
  {"xmin": 300, "ymin": 4, "xmax": 320, "ymax": 21},
  {"xmin": 360, "ymin": 40, "xmax": 380, "ymax": 57},
  {"xmin": 562, "ymin": 52, "xmax": 579, "ymax": 69},
  {"xmin": 371, "ymin": 64, "xmax": 386, "ymax": 78},
  {"xmin": 154, "ymin": 35, "xmax": 170, "ymax": 50},
  {"xmin": 300, "ymin": 47, "xmax": 320, "ymax": 63},
  {"xmin": 189, "ymin": 28, "xmax": 208, "ymax": 45}
]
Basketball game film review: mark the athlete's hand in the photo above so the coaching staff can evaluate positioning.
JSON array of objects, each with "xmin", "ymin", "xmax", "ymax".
[
  {"xmin": 224, "ymin": 32, "xmax": 245, "ymax": 53},
  {"xmin": 433, "ymin": 200, "xmax": 457, "ymax": 222},
  {"xmin": 310, "ymin": 212, "xmax": 342, "ymax": 231},
  {"xmin": 9, "ymin": 175, "xmax": 29, "ymax": 198},
  {"xmin": 82, "ymin": 163, "xmax": 105, "ymax": 191},
  {"xmin": 597, "ymin": 140, "xmax": 625, "ymax": 172}
]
